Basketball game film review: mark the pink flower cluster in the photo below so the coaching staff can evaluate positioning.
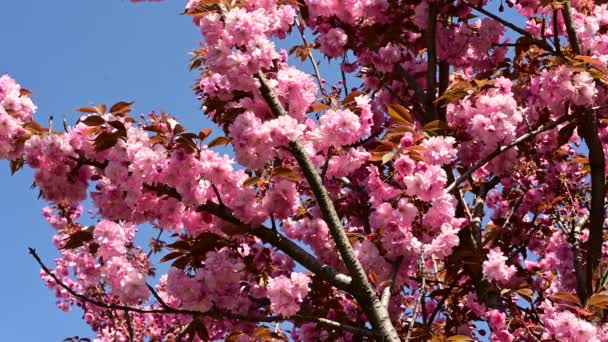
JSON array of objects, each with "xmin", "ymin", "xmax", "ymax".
[
  {"xmin": 482, "ymin": 247, "xmax": 517, "ymax": 285},
  {"xmin": 266, "ymin": 272, "xmax": 311, "ymax": 316},
  {"xmin": 0, "ymin": 75, "xmax": 36, "ymax": 160}
]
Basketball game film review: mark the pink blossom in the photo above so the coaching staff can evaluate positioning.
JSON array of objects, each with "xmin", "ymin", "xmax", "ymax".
[
  {"xmin": 263, "ymin": 180, "xmax": 300, "ymax": 219},
  {"xmin": 483, "ymin": 247, "xmax": 517, "ymax": 285},
  {"xmin": 428, "ymin": 223, "xmax": 460, "ymax": 259},
  {"xmin": 403, "ymin": 164, "xmax": 446, "ymax": 202},
  {"xmin": 267, "ymin": 272, "xmax": 311, "ymax": 316},
  {"xmin": 421, "ymin": 136, "xmax": 457, "ymax": 165},
  {"xmin": 318, "ymin": 28, "xmax": 348, "ymax": 58}
]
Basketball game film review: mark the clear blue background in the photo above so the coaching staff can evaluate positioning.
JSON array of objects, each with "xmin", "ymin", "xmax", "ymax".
[
  {"xmin": 0, "ymin": 1, "xmax": 519, "ymax": 340},
  {"xmin": 0, "ymin": 1, "xmax": 206, "ymax": 340}
]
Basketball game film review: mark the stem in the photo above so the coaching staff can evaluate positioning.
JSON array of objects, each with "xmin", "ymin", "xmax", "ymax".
[{"xmin": 296, "ymin": 18, "xmax": 324, "ymax": 91}]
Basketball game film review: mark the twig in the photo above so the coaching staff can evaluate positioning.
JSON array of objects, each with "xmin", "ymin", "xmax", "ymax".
[
  {"xmin": 405, "ymin": 253, "xmax": 425, "ymax": 341},
  {"xmin": 463, "ymin": 1, "xmax": 554, "ymax": 53},
  {"xmin": 341, "ymin": 55, "xmax": 349, "ymax": 97},
  {"xmin": 446, "ymin": 115, "xmax": 571, "ymax": 193},
  {"xmin": 427, "ymin": 271, "xmax": 465, "ymax": 325},
  {"xmin": 124, "ymin": 310, "xmax": 135, "ymax": 342},
  {"xmin": 395, "ymin": 64, "xmax": 428, "ymax": 117},
  {"xmin": 381, "ymin": 256, "xmax": 404, "ymax": 308},
  {"xmin": 211, "ymin": 183, "xmax": 224, "ymax": 207},
  {"xmin": 147, "ymin": 229, "xmax": 164, "ymax": 258},
  {"xmin": 296, "ymin": 18, "xmax": 324, "ymax": 91},
  {"xmin": 320, "ymin": 147, "xmax": 333, "ymax": 183}
]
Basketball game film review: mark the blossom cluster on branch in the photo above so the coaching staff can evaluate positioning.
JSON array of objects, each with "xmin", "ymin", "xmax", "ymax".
[{"xmin": 5, "ymin": 0, "xmax": 608, "ymax": 340}]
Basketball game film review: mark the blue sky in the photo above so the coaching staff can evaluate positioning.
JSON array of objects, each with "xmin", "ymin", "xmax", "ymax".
[
  {"xmin": 0, "ymin": 1, "xmax": 523, "ymax": 340},
  {"xmin": 0, "ymin": 1, "xmax": 206, "ymax": 339}
]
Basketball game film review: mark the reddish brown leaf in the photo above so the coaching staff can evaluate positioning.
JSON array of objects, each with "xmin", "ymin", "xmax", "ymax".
[
  {"xmin": 80, "ymin": 116, "xmax": 106, "ymax": 126},
  {"xmin": 94, "ymin": 131, "xmax": 119, "ymax": 151},
  {"xmin": 109, "ymin": 101, "xmax": 134, "ymax": 115},
  {"xmin": 75, "ymin": 106, "xmax": 99, "ymax": 114},
  {"xmin": 198, "ymin": 128, "xmax": 213, "ymax": 142},
  {"xmin": 208, "ymin": 136, "xmax": 230, "ymax": 147}
]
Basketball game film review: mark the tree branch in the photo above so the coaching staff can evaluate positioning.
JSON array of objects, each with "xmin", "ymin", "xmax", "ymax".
[
  {"xmin": 405, "ymin": 253, "xmax": 425, "ymax": 341},
  {"xmin": 572, "ymin": 214, "xmax": 589, "ymax": 302},
  {"xmin": 124, "ymin": 310, "xmax": 135, "ymax": 342},
  {"xmin": 296, "ymin": 18, "xmax": 324, "ymax": 91},
  {"xmin": 425, "ymin": 3, "xmax": 438, "ymax": 122},
  {"xmin": 29, "ymin": 247, "xmax": 374, "ymax": 337},
  {"xmin": 256, "ymin": 71, "xmax": 401, "ymax": 341},
  {"xmin": 463, "ymin": 1, "xmax": 554, "ymax": 53},
  {"xmin": 142, "ymin": 183, "xmax": 353, "ymax": 292},
  {"xmin": 395, "ymin": 63, "xmax": 428, "ymax": 118},
  {"xmin": 579, "ymin": 110, "xmax": 606, "ymax": 296},
  {"xmin": 446, "ymin": 115, "xmax": 571, "ymax": 193},
  {"xmin": 561, "ymin": 1, "xmax": 581, "ymax": 55},
  {"xmin": 553, "ymin": 10, "xmax": 562, "ymax": 55},
  {"xmin": 195, "ymin": 200, "xmax": 354, "ymax": 292},
  {"xmin": 381, "ymin": 256, "xmax": 404, "ymax": 308}
]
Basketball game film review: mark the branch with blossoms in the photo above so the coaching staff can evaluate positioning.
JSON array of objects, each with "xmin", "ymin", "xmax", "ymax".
[
  {"xmin": 446, "ymin": 114, "xmax": 572, "ymax": 193},
  {"xmin": 5, "ymin": 0, "xmax": 608, "ymax": 340},
  {"xmin": 28, "ymin": 247, "xmax": 376, "ymax": 337},
  {"xmin": 256, "ymin": 71, "xmax": 401, "ymax": 340}
]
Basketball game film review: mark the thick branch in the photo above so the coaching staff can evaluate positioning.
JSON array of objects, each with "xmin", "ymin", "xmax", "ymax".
[
  {"xmin": 553, "ymin": 10, "xmax": 562, "ymax": 55},
  {"xmin": 446, "ymin": 115, "xmax": 571, "ymax": 193},
  {"xmin": 256, "ymin": 72, "xmax": 401, "ymax": 341},
  {"xmin": 561, "ymin": 1, "xmax": 581, "ymax": 55},
  {"xmin": 142, "ymin": 183, "xmax": 353, "ymax": 292},
  {"xmin": 579, "ymin": 111, "xmax": 606, "ymax": 295},
  {"xmin": 572, "ymin": 214, "xmax": 589, "ymax": 302},
  {"xmin": 195, "ymin": 201, "xmax": 354, "ymax": 292},
  {"xmin": 29, "ymin": 248, "xmax": 374, "ymax": 337}
]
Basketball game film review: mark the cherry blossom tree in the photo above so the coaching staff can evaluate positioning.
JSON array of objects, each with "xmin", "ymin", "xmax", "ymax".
[{"xmin": 3, "ymin": 0, "xmax": 608, "ymax": 340}]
